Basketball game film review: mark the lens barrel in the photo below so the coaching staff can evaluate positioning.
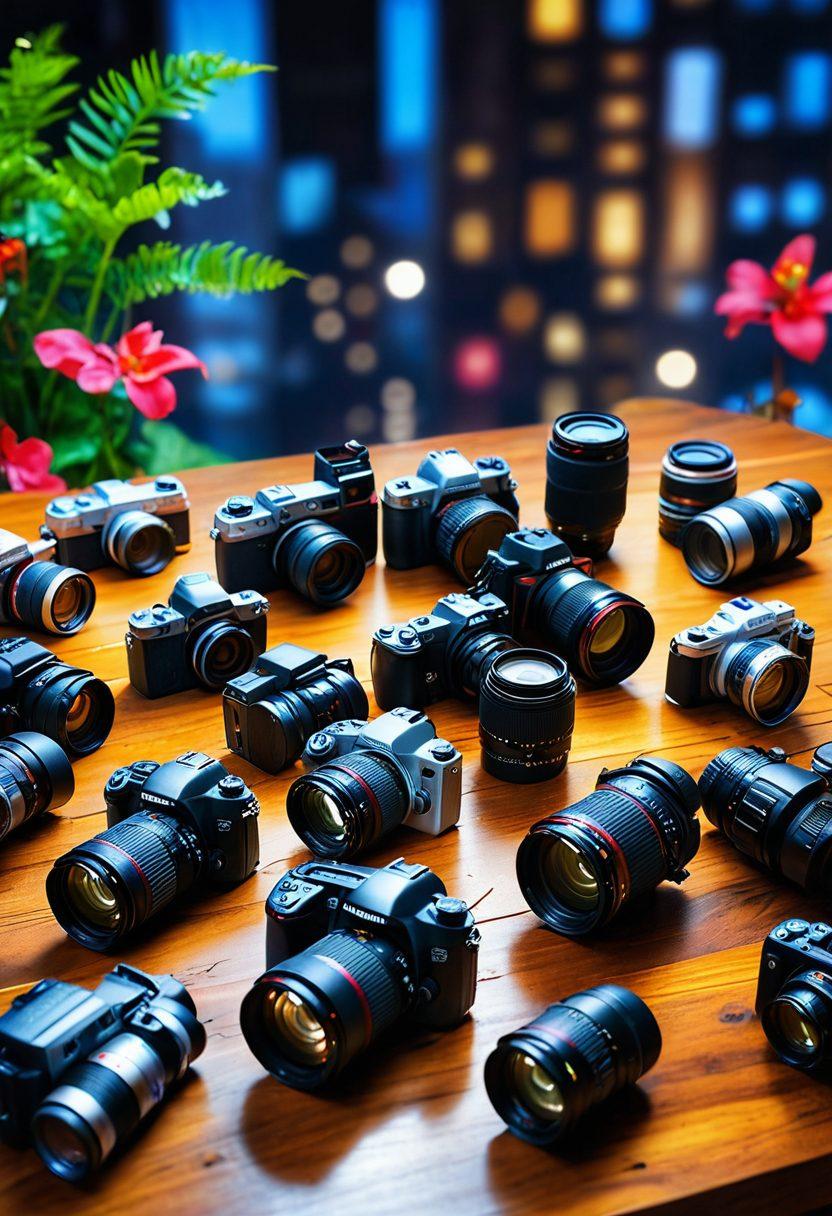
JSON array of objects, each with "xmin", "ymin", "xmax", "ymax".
[
  {"xmin": 484, "ymin": 984, "xmax": 661, "ymax": 1145},
  {"xmin": 190, "ymin": 619, "xmax": 256, "ymax": 690},
  {"xmin": 447, "ymin": 624, "xmax": 519, "ymax": 700},
  {"xmin": 17, "ymin": 662, "xmax": 115, "ymax": 757},
  {"xmin": 435, "ymin": 495, "xmax": 518, "ymax": 583},
  {"xmin": 723, "ymin": 637, "xmax": 809, "ymax": 726},
  {"xmin": 762, "ymin": 972, "xmax": 832, "ymax": 1072},
  {"xmin": 0, "ymin": 731, "xmax": 74, "ymax": 845},
  {"xmin": 9, "ymin": 560, "xmax": 95, "ymax": 635},
  {"xmin": 240, "ymin": 929, "xmax": 405, "ymax": 1089},
  {"xmin": 287, "ymin": 750, "xmax": 411, "ymax": 859},
  {"xmin": 102, "ymin": 510, "xmax": 176, "ymax": 576},
  {"xmin": 658, "ymin": 440, "xmax": 737, "ymax": 546},
  {"xmin": 545, "ymin": 412, "xmax": 629, "ymax": 559},
  {"xmin": 479, "ymin": 649, "xmax": 575, "ymax": 783},
  {"xmin": 275, "ymin": 520, "xmax": 365, "ymax": 605},
  {"xmin": 517, "ymin": 755, "xmax": 701, "ymax": 935}
]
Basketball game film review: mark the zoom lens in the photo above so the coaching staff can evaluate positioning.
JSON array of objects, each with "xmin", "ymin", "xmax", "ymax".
[
  {"xmin": 9, "ymin": 560, "xmax": 95, "ymax": 635},
  {"xmin": 275, "ymin": 520, "xmax": 365, "ymax": 605},
  {"xmin": 287, "ymin": 749, "xmax": 410, "ymax": 859},
  {"xmin": 723, "ymin": 638, "xmax": 809, "ymax": 726},
  {"xmin": 102, "ymin": 509, "xmax": 176, "ymax": 576},
  {"xmin": 17, "ymin": 662, "xmax": 115, "ymax": 757},
  {"xmin": 46, "ymin": 812, "xmax": 203, "ymax": 950},
  {"xmin": 517, "ymin": 755, "xmax": 701, "ymax": 935},
  {"xmin": 699, "ymin": 745, "xmax": 832, "ymax": 894},
  {"xmin": 658, "ymin": 440, "xmax": 737, "ymax": 546},
  {"xmin": 0, "ymin": 731, "xmax": 74, "ymax": 845},
  {"xmin": 435, "ymin": 496, "xmax": 518, "ymax": 583},
  {"xmin": 31, "ymin": 985, "xmax": 205, "ymax": 1180},
  {"xmin": 545, "ymin": 412, "xmax": 629, "ymax": 559},
  {"xmin": 190, "ymin": 619, "xmax": 256, "ymax": 690},
  {"xmin": 240, "ymin": 929, "xmax": 405, "ymax": 1090},
  {"xmin": 681, "ymin": 478, "xmax": 822, "ymax": 585},
  {"xmin": 762, "ymin": 977, "xmax": 831, "ymax": 1069},
  {"xmin": 479, "ymin": 649, "xmax": 576, "ymax": 783},
  {"xmin": 529, "ymin": 562, "xmax": 654, "ymax": 685},
  {"xmin": 484, "ymin": 984, "xmax": 661, "ymax": 1145}
]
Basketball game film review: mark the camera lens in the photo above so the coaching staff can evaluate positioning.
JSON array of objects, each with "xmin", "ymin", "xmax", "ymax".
[
  {"xmin": 529, "ymin": 562, "xmax": 654, "ymax": 685},
  {"xmin": 46, "ymin": 813, "xmax": 202, "ymax": 950},
  {"xmin": 240, "ymin": 929, "xmax": 404, "ymax": 1090},
  {"xmin": 517, "ymin": 755, "xmax": 701, "ymax": 935},
  {"xmin": 545, "ymin": 412, "xmax": 629, "ymax": 559},
  {"xmin": 0, "ymin": 731, "xmax": 74, "ymax": 845},
  {"xmin": 658, "ymin": 440, "xmax": 737, "ymax": 546},
  {"xmin": 287, "ymin": 750, "xmax": 410, "ymax": 859},
  {"xmin": 275, "ymin": 520, "xmax": 365, "ymax": 605},
  {"xmin": 9, "ymin": 560, "xmax": 95, "ymax": 635},
  {"xmin": 723, "ymin": 638, "xmax": 809, "ymax": 726},
  {"xmin": 17, "ymin": 662, "xmax": 115, "ymax": 757},
  {"xmin": 102, "ymin": 509, "xmax": 176, "ymax": 576},
  {"xmin": 681, "ymin": 479, "xmax": 822, "ymax": 585},
  {"xmin": 484, "ymin": 984, "xmax": 661, "ymax": 1145},
  {"xmin": 699, "ymin": 745, "xmax": 832, "ymax": 894},
  {"xmin": 479, "ymin": 648, "xmax": 576, "ymax": 783},
  {"xmin": 434, "ymin": 496, "xmax": 518, "ymax": 583},
  {"xmin": 190, "ymin": 619, "xmax": 256, "ymax": 689},
  {"xmin": 762, "ymin": 975, "xmax": 831, "ymax": 1070},
  {"xmin": 446, "ymin": 622, "xmax": 519, "ymax": 700}
]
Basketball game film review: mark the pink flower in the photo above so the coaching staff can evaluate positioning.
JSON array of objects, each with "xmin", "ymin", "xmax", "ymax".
[
  {"xmin": 0, "ymin": 423, "xmax": 66, "ymax": 493},
  {"xmin": 33, "ymin": 321, "xmax": 208, "ymax": 419},
  {"xmin": 715, "ymin": 234, "xmax": 832, "ymax": 363}
]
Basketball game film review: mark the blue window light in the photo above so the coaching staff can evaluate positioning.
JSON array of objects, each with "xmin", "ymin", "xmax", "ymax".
[
  {"xmin": 782, "ymin": 179, "xmax": 826, "ymax": 226},
  {"xmin": 732, "ymin": 94, "xmax": 777, "ymax": 137},
  {"xmin": 664, "ymin": 49, "xmax": 723, "ymax": 149},
  {"xmin": 599, "ymin": 0, "xmax": 652, "ymax": 39},
  {"xmin": 280, "ymin": 157, "xmax": 336, "ymax": 234},
  {"xmin": 730, "ymin": 185, "xmax": 773, "ymax": 232},
  {"xmin": 784, "ymin": 53, "xmax": 831, "ymax": 129},
  {"xmin": 379, "ymin": 0, "xmax": 438, "ymax": 153}
]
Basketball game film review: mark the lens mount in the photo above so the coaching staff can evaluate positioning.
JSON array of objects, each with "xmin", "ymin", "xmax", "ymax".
[
  {"xmin": 275, "ymin": 520, "xmax": 365, "ymax": 605},
  {"xmin": 479, "ymin": 648, "xmax": 575, "ymax": 783},
  {"xmin": 9, "ymin": 560, "xmax": 96, "ymax": 635},
  {"xmin": 434, "ymin": 495, "xmax": 518, "ymax": 583},
  {"xmin": 287, "ymin": 750, "xmax": 409, "ymax": 859},
  {"xmin": 102, "ymin": 509, "xmax": 176, "ymax": 576},
  {"xmin": 190, "ymin": 619, "xmax": 256, "ymax": 690}
]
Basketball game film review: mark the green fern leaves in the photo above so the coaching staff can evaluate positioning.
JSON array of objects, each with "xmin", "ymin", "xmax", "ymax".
[
  {"xmin": 106, "ymin": 241, "xmax": 306, "ymax": 308},
  {"xmin": 0, "ymin": 26, "xmax": 78, "ymax": 158}
]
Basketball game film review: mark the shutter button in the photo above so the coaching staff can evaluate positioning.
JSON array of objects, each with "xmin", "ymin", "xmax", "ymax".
[
  {"xmin": 434, "ymin": 896, "xmax": 468, "ymax": 926},
  {"xmin": 219, "ymin": 775, "xmax": 246, "ymax": 797}
]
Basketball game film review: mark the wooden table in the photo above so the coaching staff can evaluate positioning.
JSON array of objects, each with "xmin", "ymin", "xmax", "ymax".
[{"xmin": 2, "ymin": 398, "xmax": 832, "ymax": 1216}]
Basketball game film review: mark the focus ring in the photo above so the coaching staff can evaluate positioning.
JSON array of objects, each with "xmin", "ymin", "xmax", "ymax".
[
  {"xmin": 334, "ymin": 751, "xmax": 410, "ymax": 842},
  {"xmin": 312, "ymin": 931, "xmax": 403, "ymax": 1040},
  {"xmin": 562, "ymin": 788, "xmax": 667, "ymax": 897},
  {"xmin": 94, "ymin": 815, "xmax": 186, "ymax": 915},
  {"xmin": 543, "ymin": 1005, "xmax": 615, "ymax": 1099}
]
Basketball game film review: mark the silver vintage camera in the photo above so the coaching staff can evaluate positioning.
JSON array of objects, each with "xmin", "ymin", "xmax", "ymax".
[
  {"xmin": 665, "ymin": 596, "xmax": 814, "ymax": 726},
  {"xmin": 0, "ymin": 528, "xmax": 95, "ymax": 635},
  {"xmin": 43, "ymin": 476, "xmax": 190, "ymax": 576},
  {"xmin": 286, "ymin": 706, "xmax": 462, "ymax": 859}
]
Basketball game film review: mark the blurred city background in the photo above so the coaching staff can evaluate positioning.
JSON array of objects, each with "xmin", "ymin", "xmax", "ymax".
[{"xmin": 4, "ymin": 0, "xmax": 832, "ymax": 461}]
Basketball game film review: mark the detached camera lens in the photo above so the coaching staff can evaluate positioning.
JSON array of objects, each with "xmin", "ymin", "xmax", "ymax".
[
  {"xmin": 103, "ymin": 509, "xmax": 176, "ymax": 576},
  {"xmin": 435, "ymin": 496, "xmax": 518, "ymax": 583},
  {"xmin": 287, "ymin": 750, "xmax": 410, "ymax": 859},
  {"xmin": 190, "ymin": 619, "xmax": 256, "ymax": 689},
  {"xmin": 545, "ymin": 412, "xmax": 629, "ymax": 559},
  {"xmin": 658, "ymin": 440, "xmax": 737, "ymax": 545},
  {"xmin": 479, "ymin": 648, "xmax": 576, "ymax": 783},
  {"xmin": 10, "ymin": 561, "xmax": 95, "ymax": 635},
  {"xmin": 0, "ymin": 731, "xmax": 74, "ymax": 845},
  {"xmin": 276, "ymin": 521, "xmax": 365, "ymax": 605}
]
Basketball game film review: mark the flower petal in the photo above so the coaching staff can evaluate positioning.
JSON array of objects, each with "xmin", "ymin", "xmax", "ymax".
[
  {"xmin": 725, "ymin": 259, "xmax": 777, "ymax": 300},
  {"xmin": 715, "ymin": 290, "xmax": 775, "ymax": 317},
  {"xmin": 117, "ymin": 320, "xmax": 163, "ymax": 360},
  {"xmin": 1, "ymin": 432, "xmax": 66, "ymax": 493},
  {"xmin": 125, "ymin": 374, "xmax": 177, "ymax": 419},
  {"xmin": 722, "ymin": 309, "xmax": 769, "ymax": 339},
  {"xmin": 130, "ymin": 344, "xmax": 208, "ymax": 381},
  {"xmin": 806, "ymin": 271, "xmax": 832, "ymax": 311},
  {"xmin": 771, "ymin": 309, "xmax": 827, "ymax": 362},
  {"xmin": 76, "ymin": 360, "xmax": 120, "ymax": 394},
  {"xmin": 33, "ymin": 328, "xmax": 101, "ymax": 380},
  {"xmin": 774, "ymin": 234, "xmax": 816, "ymax": 281}
]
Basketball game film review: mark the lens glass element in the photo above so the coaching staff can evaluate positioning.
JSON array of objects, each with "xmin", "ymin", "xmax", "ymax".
[
  {"xmin": 541, "ymin": 837, "xmax": 600, "ymax": 911},
  {"xmin": 499, "ymin": 655, "xmax": 561, "ymax": 685},
  {"xmin": 33, "ymin": 1114, "xmax": 91, "ymax": 1178},
  {"xmin": 768, "ymin": 998, "xmax": 822, "ymax": 1058},
  {"xmin": 265, "ymin": 988, "xmax": 329, "ymax": 1065},
  {"xmin": 506, "ymin": 1049, "xmax": 564, "ymax": 1123},
  {"xmin": 64, "ymin": 863, "xmax": 121, "ymax": 929}
]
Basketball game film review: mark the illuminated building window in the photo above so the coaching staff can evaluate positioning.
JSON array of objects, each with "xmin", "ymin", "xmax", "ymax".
[
  {"xmin": 656, "ymin": 349, "xmax": 697, "ymax": 389},
  {"xmin": 499, "ymin": 287, "xmax": 543, "ymax": 334},
  {"xmin": 525, "ymin": 180, "xmax": 575, "ymax": 257},
  {"xmin": 453, "ymin": 337, "xmax": 502, "ymax": 391},
  {"xmin": 599, "ymin": 0, "xmax": 652, "ymax": 39},
  {"xmin": 730, "ymin": 184, "xmax": 772, "ymax": 232},
  {"xmin": 384, "ymin": 260, "xmax": 426, "ymax": 299},
  {"xmin": 527, "ymin": 0, "xmax": 583, "ymax": 43},
  {"xmin": 596, "ymin": 274, "xmax": 641, "ymax": 309},
  {"xmin": 344, "ymin": 404, "xmax": 376, "ymax": 435},
  {"xmin": 454, "ymin": 143, "xmax": 495, "ymax": 180},
  {"xmin": 451, "ymin": 211, "xmax": 494, "ymax": 264},
  {"xmin": 598, "ymin": 94, "xmax": 647, "ymax": 130},
  {"xmin": 662, "ymin": 157, "xmax": 713, "ymax": 273},
  {"xmin": 664, "ymin": 48, "xmax": 722, "ymax": 149},
  {"xmin": 784, "ymin": 53, "xmax": 831, "ymax": 129},
  {"xmin": 663, "ymin": 280, "xmax": 711, "ymax": 315},
  {"xmin": 732, "ymin": 94, "xmax": 777, "ymax": 137},
  {"xmin": 306, "ymin": 275, "xmax": 341, "ymax": 306},
  {"xmin": 345, "ymin": 342, "xmax": 378, "ymax": 374},
  {"xmin": 382, "ymin": 378, "xmax": 417, "ymax": 412},
  {"xmin": 530, "ymin": 120, "xmax": 574, "ymax": 156},
  {"xmin": 280, "ymin": 157, "xmax": 335, "ymax": 233},
  {"xmin": 604, "ymin": 51, "xmax": 645, "ymax": 82},
  {"xmin": 597, "ymin": 141, "xmax": 646, "ymax": 174},
  {"xmin": 312, "ymin": 309, "xmax": 346, "ymax": 342},
  {"xmin": 593, "ymin": 190, "xmax": 643, "ymax": 268},
  {"xmin": 383, "ymin": 413, "xmax": 417, "ymax": 442},
  {"xmin": 340, "ymin": 235, "xmax": 374, "ymax": 268},
  {"xmin": 539, "ymin": 376, "xmax": 579, "ymax": 420},
  {"xmin": 345, "ymin": 284, "xmax": 378, "ymax": 317},
  {"xmin": 782, "ymin": 179, "xmax": 826, "ymax": 226},
  {"xmin": 380, "ymin": 0, "xmax": 437, "ymax": 152},
  {"xmin": 543, "ymin": 313, "xmax": 586, "ymax": 363},
  {"xmin": 533, "ymin": 59, "xmax": 578, "ymax": 90}
]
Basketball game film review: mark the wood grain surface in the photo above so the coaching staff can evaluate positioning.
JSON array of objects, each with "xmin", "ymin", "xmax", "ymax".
[{"xmin": 1, "ymin": 398, "xmax": 832, "ymax": 1216}]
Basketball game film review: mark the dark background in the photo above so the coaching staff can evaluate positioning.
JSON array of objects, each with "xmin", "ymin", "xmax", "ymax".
[{"xmin": 4, "ymin": 0, "xmax": 832, "ymax": 461}]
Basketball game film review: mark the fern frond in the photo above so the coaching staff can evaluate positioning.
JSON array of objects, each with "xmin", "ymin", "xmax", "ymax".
[
  {"xmin": 0, "ymin": 25, "xmax": 78, "ymax": 158},
  {"xmin": 105, "ymin": 240, "xmax": 305, "ymax": 308},
  {"xmin": 111, "ymin": 168, "xmax": 226, "ymax": 228},
  {"xmin": 68, "ymin": 51, "xmax": 275, "ymax": 171}
]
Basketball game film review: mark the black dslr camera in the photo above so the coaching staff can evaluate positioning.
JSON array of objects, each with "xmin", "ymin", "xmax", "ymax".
[
  {"xmin": 756, "ymin": 918, "xmax": 832, "ymax": 1075},
  {"xmin": 381, "ymin": 447, "xmax": 519, "ymax": 583},
  {"xmin": 0, "ymin": 526, "xmax": 95, "ymax": 635},
  {"xmin": 211, "ymin": 440, "xmax": 378, "ymax": 604},
  {"xmin": 471, "ymin": 528, "xmax": 655, "ymax": 685},
  {"xmin": 240, "ymin": 856, "xmax": 480, "ymax": 1090},
  {"xmin": 125, "ymin": 571, "xmax": 269, "ymax": 698},
  {"xmin": 0, "ymin": 635, "xmax": 114, "ymax": 757},
  {"xmin": 0, "ymin": 963, "xmax": 205, "ymax": 1181},
  {"xmin": 223, "ymin": 642, "xmax": 369, "ymax": 774},
  {"xmin": 46, "ymin": 751, "xmax": 260, "ymax": 950},
  {"xmin": 371, "ymin": 590, "xmax": 519, "ymax": 710}
]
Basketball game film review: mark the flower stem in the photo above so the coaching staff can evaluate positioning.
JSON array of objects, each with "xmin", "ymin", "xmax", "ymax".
[
  {"xmin": 82, "ymin": 237, "xmax": 118, "ymax": 337},
  {"xmin": 33, "ymin": 262, "xmax": 67, "ymax": 330}
]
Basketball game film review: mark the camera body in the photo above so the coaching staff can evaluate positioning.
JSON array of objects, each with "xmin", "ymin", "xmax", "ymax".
[
  {"xmin": 666, "ymin": 597, "xmax": 814, "ymax": 708},
  {"xmin": 126, "ymin": 572, "xmax": 269, "ymax": 698},
  {"xmin": 472, "ymin": 527, "xmax": 593, "ymax": 629},
  {"xmin": 757, "ymin": 918, "xmax": 832, "ymax": 1014},
  {"xmin": 0, "ymin": 528, "xmax": 56, "ymax": 609},
  {"xmin": 211, "ymin": 441, "xmax": 377, "ymax": 594},
  {"xmin": 756, "ymin": 918, "xmax": 832, "ymax": 1073},
  {"xmin": 371, "ymin": 590, "xmax": 514, "ymax": 710},
  {"xmin": 0, "ymin": 964, "xmax": 198, "ymax": 1148},
  {"xmin": 382, "ymin": 448, "xmax": 518, "ymax": 570},
  {"xmin": 301, "ymin": 707, "xmax": 462, "ymax": 838},
  {"xmin": 0, "ymin": 636, "xmax": 59, "ymax": 727},
  {"xmin": 104, "ymin": 752, "xmax": 260, "ymax": 886},
  {"xmin": 42, "ymin": 477, "xmax": 190, "ymax": 571},
  {"xmin": 265, "ymin": 857, "xmax": 479, "ymax": 1029}
]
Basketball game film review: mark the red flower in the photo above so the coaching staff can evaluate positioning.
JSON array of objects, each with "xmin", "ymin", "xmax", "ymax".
[
  {"xmin": 33, "ymin": 321, "xmax": 208, "ymax": 419},
  {"xmin": 0, "ymin": 423, "xmax": 66, "ymax": 493},
  {"xmin": 0, "ymin": 236, "xmax": 27, "ymax": 286},
  {"xmin": 715, "ymin": 234, "xmax": 832, "ymax": 363}
]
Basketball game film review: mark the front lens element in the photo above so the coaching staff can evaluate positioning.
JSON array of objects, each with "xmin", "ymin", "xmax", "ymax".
[
  {"xmin": 276, "ymin": 520, "xmax": 365, "ymax": 605},
  {"xmin": 64, "ymin": 862, "xmax": 121, "ymax": 930},
  {"xmin": 191, "ymin": 620, "xmax": 256, "ymax": 689},
  {"xmin": 725, "ymin": 640, "xmax": 809, "ymax": 727},
  {"xmin": 434, "ymin": 495, "xmax": 518, "ymax": 583},
  {"xmin": 589, "ymin": 608, "xmax": 626, "ymax": 655},
  {"xmin": 287, "ymin": 750, "xmax": 410, "ymax": 859},
  {"xmin": 506, "ymin": 1050, "xmax": 564, "ymax": 1123},
  {"xmin": 104, "ymin": 510, "xmax": 176, "ymax": 576},
  {"xmin": 11, "ymin": 561, "xmax": 95, "ymax": 635},
  {"xmin": 32, "ymin": 1112, "xmax": 95, "ymax": 1181},
  {"xmin": 479, "ymin": 647, "xmax": 575, "ymax": 784},
  {"xmin": 681, "ymin": 520, "xmax": 731, "ymax": 583},
  {"xmin": 264, "ymin": 989, "xmax": 329, "ymax": 1065},
  {"xmin": 769, "ymin": 999, "xmax": 822, "ymax": 1057},
  {"xmin": 541, "ymin": 837, "xmax": 600, "ymax": 911}
]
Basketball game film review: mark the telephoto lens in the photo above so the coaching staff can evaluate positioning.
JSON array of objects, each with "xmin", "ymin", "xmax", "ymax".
[
  {"xmin": 0, "ymin": 731, "xmax": 74, "ymax": 846},
  {"xmin": 658, "ymin": 439, "xmax": 738, "ymax": 546},
  {"xmin": 699, "ymin": 742, "xmax": 832, "ymax": 894},
  {"xmin": 545, "ymin": 412, "xmax": 629, "ymax": 559},
  {"xmin": 681, "ymin": 478, "xmax": 822, "ymax": 585},
  {"xmin": 516, "ymin": 755, "xmax": 701, "ymax": 935},
  {"xmin": 5, "ymin": 560, "xmax": 96, "ymax": 635},
  {"xmin": 484, "ymin": 984, "xmax": 661, "ymax": 1146},
  {"xmin": 478, "ymin": 649, "xmax": 576, "ymax": 783}
]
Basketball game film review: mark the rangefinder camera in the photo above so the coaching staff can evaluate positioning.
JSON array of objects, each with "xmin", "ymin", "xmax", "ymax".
[
  {"xmin": 0, "ymin": 964, "xmax": 205, "ymax": 1181},
  {"xmin": 43, "ymin": 476, "xmax": 190, "ymax": 576},
  {"xmin": 666, "ymin": 596, "xmax": 814, "ymax": 727},
  {"xmin": 239, "ymin": 856, "xmax": 480, "ymax": 1090},
  {"xmin": 211, "ymin": 440, "xmax": 377, "ymax": 604},
  {"xmin": 756, "ymin": 918, "xmax": 832, "ymax": 1075},
  {"xmin": 286, "ymin": 706, "xmax": 462, "ymax": 859},
  {"xmin": 382, "ymin": 447, "xmax": 519, "ymax": 582},
  {"xmin": 0, "ymin": 527, "xmax": 95, "ymax": 635},
  {"xmin": 126, "ymin": 571, "xmax": 269, "ymax": 698}
]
